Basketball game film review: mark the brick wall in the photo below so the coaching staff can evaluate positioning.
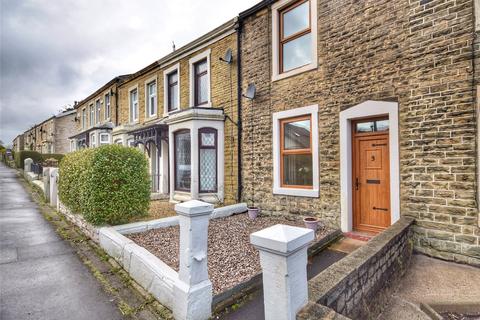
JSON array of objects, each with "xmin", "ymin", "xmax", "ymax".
[
  {"xmin": 240, "ymin": 0, "xmax": 479, "ymax": 263},
  {"xmin": 117, "ymin": 32, "xmax": 240, "ymax": 204}
]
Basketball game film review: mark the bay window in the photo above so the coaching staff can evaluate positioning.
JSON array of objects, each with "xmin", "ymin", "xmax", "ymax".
[
  {"xmin": 199, "ymin": 128, "xmax": 217, "ymax": 192},
  {"xmin": 90, "ymin": 132, "xmax": 96, "ymax": 148},
  {"xmin": 99, "ymin": 133, "xmax": 110, "ymax": 145},
  {"xmin": 174, "ymin": 130, "xmax": 191, "ymax": 191}
]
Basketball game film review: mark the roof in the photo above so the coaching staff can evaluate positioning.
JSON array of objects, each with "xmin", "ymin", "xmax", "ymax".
[
  {"xmin": 74, "ymin": 74, "xmax": 132, "ymax": 110},
  {"xmin": 120, "ymin": 18, "xmax": 238, "ymax": 85},
  {"xmin": 239, "ymin": 0, "xmax": 274, "ymax": 20}
]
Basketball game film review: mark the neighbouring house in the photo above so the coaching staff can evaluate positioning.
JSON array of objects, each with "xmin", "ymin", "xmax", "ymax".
[
  {"xmin": 113, "ymin": 18, "xmax": 239, "ymax": 204},
  {"xmin": 30, "ymin": 109, "xmax": 77, "ymax": 154},
  {"xmin": 69, "ymin": 75, "xmax": 131, "ymax": 151},
  {"xmin": 237, "ymin": 0, "xmax": 480, "ymax": 264},
  {"xmin": 23, "ymin": 126, "xmax": 37, "ymax": 151},
  {"xmin": 12, "ymin": 134, "xmax": 24, "ymax": 153}
]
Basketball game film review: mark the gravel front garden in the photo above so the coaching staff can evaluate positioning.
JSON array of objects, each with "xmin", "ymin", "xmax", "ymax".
[{"xmin": 128, "ymin": 213, "xmax": 330, "ymax": 294}]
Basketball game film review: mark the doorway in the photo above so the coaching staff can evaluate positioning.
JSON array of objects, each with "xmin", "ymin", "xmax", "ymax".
[{"xmin": 352, "ymin": 118, "xmax": 391, "ymax": 233}]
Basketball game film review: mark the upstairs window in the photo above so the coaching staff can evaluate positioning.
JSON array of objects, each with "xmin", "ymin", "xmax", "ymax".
[
  {"xmin": 95, "ymin": 99, "xmax": 101, "ymax": 124},
  {"xmin": 104, "ymin": 93, "xmax": 111, "ymax": 120},
  {"xmin": 194, "ymin": 59, "xmax": 208, "ymax": 106},
  {"xmin": 129, "ymin": 88, "xmax": 138, "ymax": 123},
  {"xmin": 272, "ymin": 0, "xmax": 317, "ymax": 81},
  {"xmin": 89, "ymin": 104, "xmax": 94, "ymax": 127},
  {"xmin": 82, "ymin": 109, "xmax": 86, "ymax": 129},
  {"xmin": 167, "ymin": 70, "xmax": 179, "ymax": 112},
  {"xmin": 146, "ymin": 81, "xmax": 157, "ymax": 118}
]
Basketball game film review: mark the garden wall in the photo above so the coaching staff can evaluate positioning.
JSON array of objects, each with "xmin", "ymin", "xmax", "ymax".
[{"xmin": 302, "ymin": 217, "xmax": 414, "ymax": 319}]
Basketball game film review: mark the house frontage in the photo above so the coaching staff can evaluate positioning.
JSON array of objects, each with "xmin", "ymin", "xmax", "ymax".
[{"xmin": 238, "ymin": 0, "xmax": 480, "ymax": 264}]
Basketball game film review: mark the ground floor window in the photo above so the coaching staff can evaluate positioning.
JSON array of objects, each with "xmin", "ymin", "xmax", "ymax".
[
  {"xmin": 280, "ymin": 115, "xmax": 312, "ymax": 188},
  {"xmin": 90, "ymin": 133, "xmax": 96, "ymax": 148},
  {"xmin": 174, "ymin": 130, "xmax": 191, "ymax": 191},
  {"xmin": 99, "ymin": 133, "xmax": 110, "ymax": 145},
  {"xmin": 272, "ymin": 104, "xmax": 319, "ymax": 197},
  {"xmin": 199, "ymin": 128, "xmax": 217, "ymax": 192}
]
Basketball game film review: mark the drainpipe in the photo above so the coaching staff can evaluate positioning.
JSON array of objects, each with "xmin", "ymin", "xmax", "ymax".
[
  {"xmin": 115, "ymin": 79, "xmax": 119, "ymax": 126},
  {"xmin": 236, "ymin": 21, "xmax": 243, "ymax": 203}
]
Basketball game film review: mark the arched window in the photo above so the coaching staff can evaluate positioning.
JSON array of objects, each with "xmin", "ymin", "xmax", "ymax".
[
  {"xmin": 174, "ymin": 130, "xmax": 191, "ymax": 191},
  {"xmin": 199, "ymin": 128, "xmax": 217, "ymax": 193}
]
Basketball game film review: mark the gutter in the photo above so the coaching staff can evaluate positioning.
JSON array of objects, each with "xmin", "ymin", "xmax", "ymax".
[{"xmin": 236, "ymin": 22, "xmax": 243, "ymax": 203}]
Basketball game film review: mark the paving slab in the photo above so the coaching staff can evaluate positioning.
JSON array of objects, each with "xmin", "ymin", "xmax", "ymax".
[{"xmin": 0, "ymin": 163, "xmax": 123, "ymax": 320}]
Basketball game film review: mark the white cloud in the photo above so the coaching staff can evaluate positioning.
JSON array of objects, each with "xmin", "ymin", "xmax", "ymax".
[{"xmin": 0, "ymin": 0, "xmax": 259, "ymax": 145}]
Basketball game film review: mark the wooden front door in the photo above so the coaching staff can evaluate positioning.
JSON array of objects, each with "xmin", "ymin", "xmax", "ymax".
[{"xmin": 352, "ymin": 118, "xmax": 391, "ymax": 233}]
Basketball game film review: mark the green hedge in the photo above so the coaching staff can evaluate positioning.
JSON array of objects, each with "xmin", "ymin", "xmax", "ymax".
[
  {"xmin": 13, "ymin": 151, "xmax": 65, "ymax": 168},
  {"xmin": 14, "ymin": 150, "xmax": 42, "ymax": 168},
  {"xmin": 59, "ymin": 145, "xmax": 150, "ymax": 225}
]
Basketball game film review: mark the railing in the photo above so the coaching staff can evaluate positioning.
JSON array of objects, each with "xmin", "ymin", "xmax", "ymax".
[{"xmin": 31, "ymin": 163, "xmax": 43, "ymax": 176}]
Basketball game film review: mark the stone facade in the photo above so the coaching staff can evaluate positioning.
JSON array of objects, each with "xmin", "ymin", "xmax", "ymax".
[
  {"xmin": 239, "ymin": 0, "xmax": 479, "ymax": 263},
  {"xmin": 12, "ymin": 134, "xmax": 24, "ymax": 152},
  {"xmin": 52, "ymin": 110, "xmax": 76, "ymax": 154}
]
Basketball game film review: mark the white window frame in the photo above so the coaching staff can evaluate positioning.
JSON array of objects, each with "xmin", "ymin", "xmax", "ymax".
[
  {"xmin": 90, "ymin": 132, "xmax": 96, "ymax": 148},
  {"xmin": 114, "ymin": 138, "xmax": 123, "ymax": 145},
  {"xmin": 273, "ymin": 104, "xmax": 319, "ymax": 197},
  {"xmin": 189, "ymin": 49, "xmax": 211, "ymax": 108},
  {"xmin": 127, "ymin": 138, "xmax": 134, "ymax": 147},
  {"xmin": 271, "ymin": 0, "xmax": 318, "ymax": 82},
  {"xmin": 104, "ymin": 92, "xmax": 111, "ymax": 121},
  {"xmin": 81, "ymin": 108, "xmax": 86, "ymax": 129},
  {"xmin": 99, "ymin": 133, "xmax": 110, "ymax": 145},
  {"xmin": 129, "ymin": 85, "xmax": 139, "ymax": 123},
  {"xmin": 163, "ymin": 63, "xmax": 180, "ymax": 116},
  {"xmin": 89, "ymin": 104, "xmax": 95, "ymax": 127},
  {"xmin": 145, "ymin": 75, "xmax": 157, "ymax": 119},
  {"xmin": 95, "ymin": 99, "xmax": 101, "ymax": 124}
]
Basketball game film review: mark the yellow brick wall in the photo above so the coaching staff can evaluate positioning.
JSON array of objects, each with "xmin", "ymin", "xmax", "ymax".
[{"xmin": 117, "ymin": 32, "xmax": 239, "ymax": 204}]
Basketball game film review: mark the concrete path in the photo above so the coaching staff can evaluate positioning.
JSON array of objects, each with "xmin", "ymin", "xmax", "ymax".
[
  {"xmin": 378, "ymin": 254, "xmax": 480, "ymax": 319},
  {"xmin": 0, "ymin": 163, "xmax": 123, "ymax": 320}
]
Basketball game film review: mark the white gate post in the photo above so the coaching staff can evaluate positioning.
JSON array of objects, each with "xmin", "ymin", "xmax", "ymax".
[
  {"xmin": 250, "ymin": 224, "xmax": 314, "ymax": 320},
  {"xmin": 50, "ymin": 168, "xmax": 59, "ymax": 208},
  {"xmin": 173, "ymin": 200, "xmax": 213, "ymax": 320},
  {"xmin": 42, "ymin": 167, "xmax": 50, "ymax": 202},
  {"xmin": 24, "ymin": 158, "xmax": 33, "ymax": 172}
]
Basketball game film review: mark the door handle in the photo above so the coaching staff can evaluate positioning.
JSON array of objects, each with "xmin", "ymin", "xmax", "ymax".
[
  {"xmin": 355, "ymin": 178, "xmax": 359, "ymax": 190},
  {"xmin": 373, "ymin": 207, "xmax": 388, "ymax": 211}
]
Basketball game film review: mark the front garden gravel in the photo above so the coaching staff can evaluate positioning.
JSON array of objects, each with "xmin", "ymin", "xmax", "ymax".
[{"xmin": 128, "ymin": 213, "xmax": 329, "ymax": 294}]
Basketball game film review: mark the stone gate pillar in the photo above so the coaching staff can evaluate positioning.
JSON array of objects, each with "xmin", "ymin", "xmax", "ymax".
[
  {"xmin": 42, "ymin": 167, "xmax": 50, "ymax": 202},
  {"xmin": 173, "ymin": 200, "xmax": 213, "ymax": 320},
  {"xmin": 251, "ymin": 224, "xmax": 314, "ymax": 320},
  {"xmin": 24, "ymin": 158, "xmax": 33, "ymax": 172},
  {"xmin": 49, "ymin": 168, "xmax": 59, "ymax": 208}
]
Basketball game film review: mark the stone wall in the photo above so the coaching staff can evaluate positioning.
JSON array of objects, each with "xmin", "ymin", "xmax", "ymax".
[
  {"xmin": 53, "ymin": 112, "xmax": 76, "ymax": 154},
  {"xmin": 239, "ymin": 0, "xmax": 479, "ymax": 261},
  {"xmin": 303, "ymin": 217, "xmax": 414, "ymax": 319}
]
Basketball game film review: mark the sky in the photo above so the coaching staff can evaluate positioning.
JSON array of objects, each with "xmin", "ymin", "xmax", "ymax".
[{"xmin": 0, "ymin": 0, "xmax": 259, "ymax": 146}]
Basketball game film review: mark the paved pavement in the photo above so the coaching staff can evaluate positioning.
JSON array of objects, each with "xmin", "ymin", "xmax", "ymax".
[
  {"xmin": 0, "ymin": 163, "xmax": 123, "ymax": 320},
  {"xmin": 379, "ymin": 254, "xmax": 480, "ymax": 319}
]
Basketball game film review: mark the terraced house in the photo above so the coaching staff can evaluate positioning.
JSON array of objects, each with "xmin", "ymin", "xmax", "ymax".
[
  {"xmin": 69, "ymin": 75, "xmax": 131, "ymax": 151},
  {"xmin": 237, "ymin": 0, "xmax": 480, "ymax": 264},
  {"xmin": 113, "ymin": 19, "xmax": 239, "ymax": 204}
]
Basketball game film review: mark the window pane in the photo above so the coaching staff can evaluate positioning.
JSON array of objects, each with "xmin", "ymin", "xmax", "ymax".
[
  {"xmin": 175, "ymin": 132, "xmax": 191, "ymax": 191},
  {"xmin": 376, "ymin": 120, "xmax": 389, "ymax": 131},
  {"xmin": 168, "ymin": 81, "xmax": 178, "ymax": 111},
  {"xmin": 283, "ymin": 154, "xmax": 312, "ymax": 186},
  {"xmin": 195, "ymin": 60, "xmax": 207, "ymax": 74},
  {"xmin": 284, "ymin": 119, "xmax": 310, "ymax": 149},
  {"xmin": 197, "ymin": 73, "xmax": 208, "ymax": 104},
  {"xmin": 201, "ymin": 132, "xmax": 215, "ymax": 146},
  {"xmin": 168, "ymin": 71, "xmax": 178, "ymax": 85},
  {"xmin": 282, "ymin": 1, "xmax": 310, "ymax": 38},
  {"xmin": 200, "ymin": 148, "xmax": 216, "ymax": 192},
  {"xmin": 356, "ymin": 121, "xmax": 375, "ymax": 133},
  {"xmin": 282, "ymin": 33, "xmax": 312, "ymax": 72}
]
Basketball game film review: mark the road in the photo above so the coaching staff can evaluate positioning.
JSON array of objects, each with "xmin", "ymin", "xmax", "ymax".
[{"xmin": 0, "ymin": 162, "xmax": 123, "ymax": 320}]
